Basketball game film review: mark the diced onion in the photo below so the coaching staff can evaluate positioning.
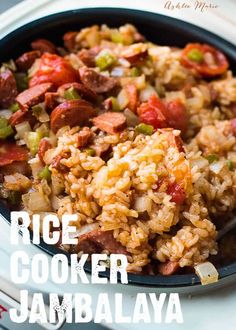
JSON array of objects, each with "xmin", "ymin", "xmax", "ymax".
[
  {"xmin": 28, "ymin": 157, "xmax": 44, "ymax": 179},
  {"xmin": 194, "ymin": 262, "xmax": 219, "ymax": 285},
  {"xmin": 140, "ymin": 85, "xmax": 157, "ymax": 102},
  {"xmin": 134, "ymin": 196, "xmax": 152, "ymax": 213},
  {"xmin": 70, "ymin": 223, "xmax": 99, "ymax": 239},
  {"xmin": 124, "ymin": 108, "xmax": 139, "ymax": 127},
  {"xmin": 209, "ymin": 161, "xmax": 224, "ymax": 174},
  {"xmin": 22, "ymin": 191, "xmax": 51, "ymax": 212},
  {"xmin": 0, "ymin": 109, "xmax": 12, "ymax": 119},
  {"xmin": 15, "ymin": 121, "xmax": 31, "ymax": 139},
  {"xmin": 51, "ymin": 175, "xmax": 65, "ymax": 195},
  {"xmin": 117, "ymin": 89, "xmax": 129, "ymax": 110}
]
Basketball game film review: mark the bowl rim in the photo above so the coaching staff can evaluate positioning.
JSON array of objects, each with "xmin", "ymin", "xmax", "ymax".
[{"xmin": 0, "ymin": 7, "xmax": 236, "ymax": 288}]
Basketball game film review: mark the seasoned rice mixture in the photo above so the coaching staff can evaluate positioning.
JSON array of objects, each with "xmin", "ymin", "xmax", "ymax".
[{"xmin": 0, "ymin": 24, "xmax": 236, "ymax": 276}]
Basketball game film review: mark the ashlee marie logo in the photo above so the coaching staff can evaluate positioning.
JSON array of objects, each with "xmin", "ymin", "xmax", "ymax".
[
  {"xmin": 164, "ymin": 1, "xmax": 219, "ymax": 12},
  {"xmin": 9, "ymin": 211, "xmax": 184, "ymax": 324}
]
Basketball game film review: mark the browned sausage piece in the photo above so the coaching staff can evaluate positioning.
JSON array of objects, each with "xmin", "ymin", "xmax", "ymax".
[
  {"xmin": 31, "ymin": 39, "xmax": 57, "ymax": 54},
  {"xmin": 122, "ymin": 44, "xmax": 148, "ymax": 65},
  {"xmin": 158, "ymin": 261, "xmax": 179, "ymax": 275},
  {"xmin": 77, "ymin": 127, "xmax": 94, "ymax": 148},
  {"xmin": 9, "ymin": 109, "xmax": 36, "ymax": 127},
  {"xmin": 78, "ymin": 47, "xmax": 100, "ymax": 67},
  {"xmin": 50, "ymin": 99, "xmax": 97, "ymax": 133},
  {"xmin": 63, "ymin": 31, "xmax": 78, "ymax": 52},
  {"xmin": 70, "ymin": 229, "xmax": 128, "ymax": 255},
  {"xmin": 15, "ymin": 50, "xmax": 41, "ymax": 71},
  {"xmin": 92, "ymin": 112, "xmax": 127, "ymax": 134},
  {"xmin": 0, "ymin": 161, "xmax": 31, "ymax": 176},
  {"xmin": 44, "ymin": 92, "xmax": 59, "ymax": 111},
  {"xmin": 16, "ymin": 82, "xmax": 53, "ymax": 111},
  {"xmin": 79, "ymin": 67, "xmax": 117, "ymax": 94},
  {"xmin": 0, "ymin": 70, "xmax": 18, "ymax": 108},
  {"xmin": 38, "ymin": 138, "xmax": 52, "ymax": 164},
  {"xmin": 57, "ymin": 82, "xmax": 97, "ymax": 102}
]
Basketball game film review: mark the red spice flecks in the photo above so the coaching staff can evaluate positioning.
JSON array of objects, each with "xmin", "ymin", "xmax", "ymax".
[{"xmin": 167, "ymin": 182, "xmax": 186, "ymax": 205}]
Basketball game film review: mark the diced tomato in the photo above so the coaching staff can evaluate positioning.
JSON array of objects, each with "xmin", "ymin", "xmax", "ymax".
[
  {"xmin": 167, "ymin": 182, "xmax": 186, "ymax": 205},
  {"xmin": 230, "ymin": 118, "xmax": 236, "ymax": 136},
  {"xmin": 137, "ymin": 95, "xmax": 167, "ymax": 129},
  {"xmin": 29, "ymin": 53, "xmax": 79, "ymax": 88},
  {"xmin": 165, "ymin": 99, "xmax": 188, "ymax": 134},
  {"xmin": 181, "ymin": 43, "xmax": 229, "ymax": 77},
  {"xmin": 0, "ymin": 141, "xmax": 28, "ymax": 166},
  {"xmin": 125, "ymin": 83, "xmax": 138, "ymax": 112},
  {"xmin": 137, "ymin": 95, "xmax": 188, "ymax": 133}
]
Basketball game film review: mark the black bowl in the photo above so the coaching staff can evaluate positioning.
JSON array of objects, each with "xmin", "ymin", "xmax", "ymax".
[{"xmin": 1, "ymin": 8, "xmax": 236, "ymax": 290}]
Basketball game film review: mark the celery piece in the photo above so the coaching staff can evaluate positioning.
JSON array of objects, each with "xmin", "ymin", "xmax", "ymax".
[
  {"xmin": 9, "ymin": 102, "xmax": 20, "ymax": 113},
  {"xmin": 64, "ymin": 87, "xmax": 81, "ymax": 100},
  {"xmin": 0, "ymin": 125, "xmax": 14, "ymax": 139},
  {"xmin": 205, "ymin": 154, "xmax": 219, "ymax": 164},
  {"xmin": 227, "ymin": 160, "xmax": 234, "ymax": 171},
  {"xmin": 135, "ymin": 123, "xmax": 154, "ymax": 135},
  {"xmin": 109, "ymin": 97, "xmax": 121, "ymax": 112},
  {"xmin": 26, "ymin": 131, "xmax": 42, "ymax": 156},
  {"xmin": 14, "ymin": 73, "xmax": 28, "ymax": 92},
  {"xmin": 83, "ymin": 148, "xmax": 96, "ymax": 156},
  {"xmin": 187, "ymin": 49, "xmax": 204, "ymax": 63},
  {"xmin": 95, "ymin": 50, "xmax": 116, "ymax": 71},
  {"xmin": 130, "ymin": 67, "xmax": 141, "ymax": 77},
  {"xmin": 0, "ymin": 116, "xmax": 14, "ymax": 139},
  {"xmin": 38, "ymin": 166, "xmax": 51, "ymax": 182}
]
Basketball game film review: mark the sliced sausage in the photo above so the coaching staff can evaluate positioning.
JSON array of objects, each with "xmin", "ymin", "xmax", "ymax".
[
  {"xmin": 158, "ymin": 261, "xmax": 179, "ymax": 275},
  {"xmin": 50, "ymin": 99, "xmax": 96, "ymax": 133},
  {"xmin": 38, "ymin": 138, "xmax": 52, "ymax": 164},
  {"xmin": 44, "ymin": 92, "xmax": 59, "ymax": 111},
  {"xmin": 78, "ymin": 47, "xmax": 100, "ymax": 67},
  {"xmin": 16, "ymin": 82, "xmax": 53, "ymax": 111},
  {"xmin": 0, "ymin": 70, "xmax": 18, "ymax": 108},
  {"xmin": 70, "ymin": 229, "xmax": 128, "ymax": 255},
  {"xmin": 90, "ymin": 143, "xmax": 111, "ymax": 158},
  {"xmin": 51, "ymin": 152, "xmax": 70, "ymax": 172},
  {"xmin": 79, "ymin": 67, "xmax": 117, "ymax": 94},
  {"xmin": 0, "ymin": 160, "xmax": 31, "ymax": 176},
  {"xmin": 63, "ymin": 31, "xmax": 78, "ymax": 52},
  {"xmin": 122, "ymin": 44, "xmax": 148, "ymax": 65},
  {"xmin": 77, "ymin": 127, "xmax": 94, "ymax": 148},
  {"xmin": 92, "ymin": 112, "xmax": 127, "ymax": 134},
  {"xmin": 0, "ymin": 142, "xmax": 28, "ymax": 166},
  {"xmin": 15, "ymin": 50, "xmax": 41, "ymax": 71},
  {"xmin": 31, "ymin": 39, "xmax": 57, "ymax": 54},
  {"xmin": 57, "ymin": 82, "xmax": 97, "ymax": 102},
  {"xmin": 9, "ymin": 110, "xmax": 36, "ymax": 127}
]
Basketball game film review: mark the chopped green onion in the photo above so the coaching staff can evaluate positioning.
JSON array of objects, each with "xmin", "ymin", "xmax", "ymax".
[
  {"xmin": 0, "ymin": 116, "xmax": 14, "ymax": 139},
  {"xmin": 9, "ymin": 102, "xmax": 20, "ymax": 113},
  {"xmin": 109, "ymin": 97, "xmax": 121, "ymax": 112},
  {"xmin": 187, "ymin": 48, "xmax": 204, "ymax": 63},
  {"xmin": 83, "ymin": 148, "xmax": 96, "ymax": 156},
  {"xmin": 38, "ymin": 166, "xmax": 51, "ymax": 182},
  {"xmin": 26, "ymin": 131, "xmax": 43, "ymax": 156},
  {"xmin": 14, "ymin": 73, "xmax": 28, "ymax": 91},
  {"xmin": 111, "ymin": 31, "xmax": 123, "ymax": 44},
  {"xmin": 135, "ymin": 123, "xmax": 154, "ymax": 135},
  {"xmin": 64, "ymin": 87, "xmax": 81, "ymax": 100},
  {"xmin": 95, "ymin": 50, "xmax": 116, "ymax": 71},
  {"xmin": 227, "ymin": 160, "xmax": 234, "ymax": 171},
  {"xmin": 130, "ymin": 67, "xmax": 141, "ymax": 77},
  {"xmin": 205, "ymin": 154, "xmax": 219, "ymax": 163}
]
